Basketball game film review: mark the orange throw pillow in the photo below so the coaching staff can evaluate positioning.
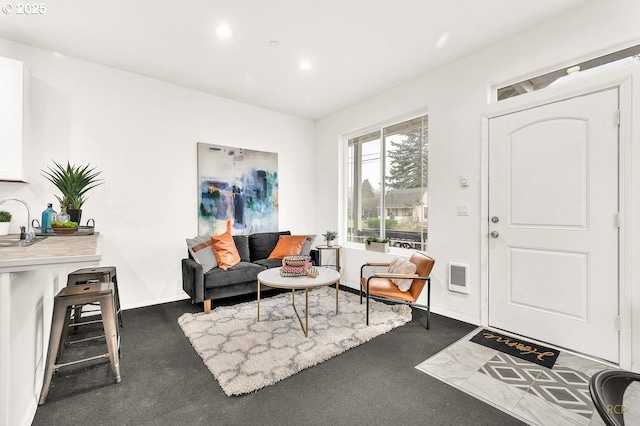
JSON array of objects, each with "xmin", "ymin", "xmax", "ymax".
[
  {"xmin": 211, "ymin": 221, "xmax": 240, "ymax": 270},
  {"xmin": 268, "ymin": 235, "xmax": 308, "ymax": 259}
]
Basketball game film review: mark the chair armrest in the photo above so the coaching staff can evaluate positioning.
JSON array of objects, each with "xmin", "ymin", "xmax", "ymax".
[
  {"xmin": 182, "ymin": 258, "xmax": 205, "ymax": 303},
  {"xmin": 373, "ymin": 273, "xmax": 431, "ymax": 280},
  {"xmin": 360, "ymin": 262, "xmax": 391, "ymax": 281},
  {"xmin": 366, "ymin": 262, "xmax": 391, "ymax": 266},
  {"xmin": 374, "ymin": 272, "xmax": 419, "ymax": 279}
]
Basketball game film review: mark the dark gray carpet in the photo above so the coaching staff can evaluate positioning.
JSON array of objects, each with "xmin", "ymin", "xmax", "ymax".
[{"xmin": 32, "ymin": 291, "xmax": 524, "ymax": 425}]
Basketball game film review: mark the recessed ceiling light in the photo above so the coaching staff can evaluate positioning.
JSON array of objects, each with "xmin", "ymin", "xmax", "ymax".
[
  {"xmin": 216, "ymin": 24, "xmax": 232, "ymax": 39},
  {"xmin": 269, "ymin": 40, "xmax": 280, "ymax": 48},
  {"xmin": 299, "ymin": 61, "xmax": 312, "ymax": 71},
  {"xmin": 567, "ymin": 65, "xmax": 581, "ymax": 74}
]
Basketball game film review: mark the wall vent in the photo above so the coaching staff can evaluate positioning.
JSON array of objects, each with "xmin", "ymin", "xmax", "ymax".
[{"xmin": 448, "ymin": 262, "xmax": 469, "ymax": 294}]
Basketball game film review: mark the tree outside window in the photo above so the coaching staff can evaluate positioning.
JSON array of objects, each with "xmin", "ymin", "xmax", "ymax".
[{"xmin": 347, "ymin": 114, "xmax": 428, "ymax": 250}]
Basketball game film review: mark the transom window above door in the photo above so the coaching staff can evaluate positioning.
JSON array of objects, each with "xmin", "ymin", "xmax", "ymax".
[{"xmin": 497, "ymin": 44, "xmax": 640, "ymax": 101}]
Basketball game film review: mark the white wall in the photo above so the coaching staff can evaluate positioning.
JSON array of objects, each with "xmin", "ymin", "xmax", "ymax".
[
  {"xmin": 0, "ymin": 38, "xmax": 316, "ymax": 309},
  {"xmin": 315, "ymin": 0, "xmax": 640, "ymax": 368}
]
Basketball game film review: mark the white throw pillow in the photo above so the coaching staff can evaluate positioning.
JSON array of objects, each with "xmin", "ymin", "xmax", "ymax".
[
  {"xmin": 186, "ymin": 233, "xmax": 218, "ymax": 272},
  {"xmin": 388, "ymin": 256, "xmax": 416, "ymax": 292}
]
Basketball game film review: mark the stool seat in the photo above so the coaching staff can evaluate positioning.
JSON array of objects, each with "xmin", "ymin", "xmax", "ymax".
[
  {"xmin": 39, "ymin": 282, "xmax": 121, "ymax": 405},
  {"xmin": 68, "ymin": 266, "xmax": 123, "ymax": 328}
]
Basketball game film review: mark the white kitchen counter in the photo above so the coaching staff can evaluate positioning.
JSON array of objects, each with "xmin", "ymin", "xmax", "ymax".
[
  {"xmin": 0, "ymin": 232, "xmax": 101, "ymax": 271},
  {"xmin": 0, "ymin": 232, "xmax": 102, "ymax": 426}
]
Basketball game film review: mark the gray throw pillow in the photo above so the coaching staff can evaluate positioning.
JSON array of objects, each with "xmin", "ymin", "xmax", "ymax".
[
  {"xmin": 186, "ymin": 233, "xmax": 217, "ymax": 272},
  {"xmin": 301, "ymin": 235, "xmax": 316, "ymax": 256}
]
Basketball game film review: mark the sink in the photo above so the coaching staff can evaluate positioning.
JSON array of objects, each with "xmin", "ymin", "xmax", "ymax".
[{"xmin": 0, "ymin": 235, "xmax": 47, "ymax": 247}]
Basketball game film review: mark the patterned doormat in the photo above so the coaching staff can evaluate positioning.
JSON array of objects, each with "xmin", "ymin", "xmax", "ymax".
[
  {"xmin": 479, "ymin": 352, "xmax": 594, "ymax": 418},
  {"xmin": 470, "ymin": 329, "xmax": 560, "ymax": 369}
]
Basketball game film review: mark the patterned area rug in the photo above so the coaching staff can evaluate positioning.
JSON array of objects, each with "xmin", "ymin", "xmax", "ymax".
[{"xmin": 179, "ymin": 286, "xmax": 411, "ymax": 396}]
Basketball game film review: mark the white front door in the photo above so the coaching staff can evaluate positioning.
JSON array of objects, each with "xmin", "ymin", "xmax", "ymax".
[{"xmin": 488, "ymin": 88, "xmax": 619, "ymax": 363}]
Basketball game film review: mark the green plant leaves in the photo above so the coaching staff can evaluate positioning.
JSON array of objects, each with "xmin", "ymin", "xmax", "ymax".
[
  {"xmin": 41, "ymin": 161, "xmax": 104, "ymax": 209},
  {"xmin": 322, "ymin": 230, "xmax": 338, "ymax": 240}
]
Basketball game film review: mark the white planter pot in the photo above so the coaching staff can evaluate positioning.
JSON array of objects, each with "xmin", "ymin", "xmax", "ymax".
[
  {"xmin": 366, "ymin": 242, "xmax": 389, "ymax": 253},
  {"xmin": 0, "ymin": 222, "xmax": 9, "ymax": 236}
]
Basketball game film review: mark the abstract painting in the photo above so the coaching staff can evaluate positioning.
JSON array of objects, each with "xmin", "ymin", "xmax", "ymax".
[{"xmin": 197, "ymin": 142, "xmax": 278, "ymax": 235}]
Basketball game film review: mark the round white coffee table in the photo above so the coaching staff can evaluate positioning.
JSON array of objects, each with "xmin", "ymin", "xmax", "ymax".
[{"xmin": 257, "ymin": 266, "xmax": 341, "ymax": 337}]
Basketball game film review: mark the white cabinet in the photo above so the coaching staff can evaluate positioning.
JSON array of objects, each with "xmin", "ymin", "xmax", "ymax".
[{"xmin": 0, "ymin": 56, "xmax": 26, "ymax": 182}]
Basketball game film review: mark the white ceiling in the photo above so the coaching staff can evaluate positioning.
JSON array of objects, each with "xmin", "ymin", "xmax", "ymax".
[{"xmin": 0, "ymin": 0, "xmax": 592, "ymax": 120}]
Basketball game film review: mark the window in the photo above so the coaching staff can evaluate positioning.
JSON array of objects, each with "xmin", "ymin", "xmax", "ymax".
[
  {"xmin": 497, "ymin": 44, "xmax": 640, "ymax": 101},
  {"xmin": 346, "ymin": 114, "xmax": 428, "ymax": 250}
]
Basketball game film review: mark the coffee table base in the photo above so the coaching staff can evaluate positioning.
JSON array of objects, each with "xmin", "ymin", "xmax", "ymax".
[{"xmin": 257, "ymin": 281, "xmax": 339, "ymax": 337}]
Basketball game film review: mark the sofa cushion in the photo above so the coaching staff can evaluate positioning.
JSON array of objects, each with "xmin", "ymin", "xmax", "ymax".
[
  {"xmin": 249, "ymin": 231, "xmax": 291, "ymax": 262},
  {"xmin": 233, "ymin": 235, "xmax": 250, "ymax": 262},
  {"xmin": 268, "ymin": 235, "xmax": 308, "ymax": 259},
  {"xmin": 254, "ymin": 258, "xmax": 284, "ymax": 269},
  {"xmin": 186, "ymin": 233, "xmax": 217, "ymax": 272},
  {"xmin": 204, "ymin": 262, "xmax": 265, "ymax": 289},
  {"xmin": 212, "ymin": 231, "xmax": 241, "ymax": 270}
]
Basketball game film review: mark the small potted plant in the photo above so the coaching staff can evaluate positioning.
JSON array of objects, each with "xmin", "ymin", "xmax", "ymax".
[
  {"xmin": 366, "ymin": 236, "xmax": 390, "ymax": 253},
  {"xmin": 322, "ymin": 230, "xmax": 338, "ymax": 247},
  {"xmin": 0, "ymin": 210, "xmax": 11, "ymax": 236},
  {"xmin": 41, "ymin": 160, "xmax": 104, "ymax": 224}
]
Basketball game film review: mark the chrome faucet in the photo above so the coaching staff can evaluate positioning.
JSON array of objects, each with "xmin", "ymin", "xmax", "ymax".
[{"xmin": 0, "ymin": 197, "xmax": 33, "ymax": 240}]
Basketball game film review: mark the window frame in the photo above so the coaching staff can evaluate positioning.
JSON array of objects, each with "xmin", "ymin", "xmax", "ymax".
[{"xmin": 342, "ymin": 111, "xmax": 428, "ymax": 252}]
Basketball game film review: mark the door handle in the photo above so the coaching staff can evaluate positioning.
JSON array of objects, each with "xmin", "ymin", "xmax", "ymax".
[{"xmin": 490, "ymin": 231, "xmax": 499, "ymax": 238}]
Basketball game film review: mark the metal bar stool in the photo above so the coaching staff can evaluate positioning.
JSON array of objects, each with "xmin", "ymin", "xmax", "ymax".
[
  {"xmin": 39, "ymin": 282, "xmax": 121, "ymax": 405},
  {"xmin": 67, "ymin": 266, "xmax": 123, "ymax": 329}
]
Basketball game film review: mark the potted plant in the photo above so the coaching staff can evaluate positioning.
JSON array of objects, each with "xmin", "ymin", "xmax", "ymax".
[
  {"xmin": 41, "ymin": 161, "xmax": 104, "ymax": 224},
  {"xmin": 366, "ymin": 236, "xmax": 390, "ymax": 253},
  {"xmin": 322, "ymin": 230, "xmax": 338, "ymax": 247},
  {"xmin": 0, "ymin": 210, "xmax": 11, "ymax": 236}
]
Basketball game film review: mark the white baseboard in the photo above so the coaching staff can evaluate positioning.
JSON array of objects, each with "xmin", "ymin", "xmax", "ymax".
[
  {"xmin": 417, "ymin": 305, "xmax": 481, "ymax": 327},
  {"xmin": 341, "ymin": 279, "xmax": 481, "ymax": 326},
  {"xmin": 122, "ymin": 294, "xmax": 190, "ymax": 311}
]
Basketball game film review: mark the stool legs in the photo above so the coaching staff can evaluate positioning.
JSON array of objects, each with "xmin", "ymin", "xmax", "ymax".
[
  {"xmin": 102, "ymin": 295, "xmax": 121, "ymax": 383},
  {"xmin": 55, "ymin": 306, "xmax": 74, "ymax": 362},
  {"xmin": 39, "ymin": 283, "xmax": 121, "ymax": 405},
  {"xmin": 113, "ymin": 275, "xmax": 123, "ymax": 328},
  {"xmin": 39, "ymin": 297, "xmax": 69, "ymax": 405}
]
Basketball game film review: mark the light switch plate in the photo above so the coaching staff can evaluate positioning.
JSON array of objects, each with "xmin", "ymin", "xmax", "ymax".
[
  {"xmin": 457, "ymin": 205, "xmax": 469, "ymax": 216},
  {"xmin": 460, "ymin": 174, "xmax": 469, "ymax": 187}
]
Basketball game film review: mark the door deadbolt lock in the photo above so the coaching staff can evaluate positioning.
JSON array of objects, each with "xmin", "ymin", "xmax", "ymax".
[
  {"xmin": 491, "ymin": 216, "xmax": 499, "ymax": 223},
  {"xmin": 490, "ymin": 231, "xmax": 499, "ymax": 238}
]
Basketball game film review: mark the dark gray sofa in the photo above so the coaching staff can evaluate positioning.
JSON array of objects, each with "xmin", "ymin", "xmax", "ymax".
[{"xmin": 182, "ymin": 231, "xmax": 317, "ymax": 313}]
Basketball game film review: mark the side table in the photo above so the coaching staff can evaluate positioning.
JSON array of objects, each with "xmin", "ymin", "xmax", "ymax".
[{"xmin": 316, "ymin": 245, "xmax": 341, "ymax": 272}]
